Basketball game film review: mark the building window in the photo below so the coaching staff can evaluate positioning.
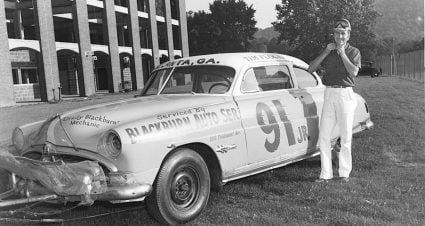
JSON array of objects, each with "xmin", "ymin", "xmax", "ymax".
[
  {"xmin": 21, "ymin": 68, "xmax": 39, "ymax": 84},
  {"xmin": 170, "ymin": 0, "xmax": 178, "ymax": 20},
  {"xmin": 139, "ymin": 20, "xmax": 152, "ymax": 48},
  {"xmin": 157, "ymin": 22, "xmax": 167, "ymax": 50},
  {"xmin": 156, "ymin": 0, "xmax": 165, "ymax": 17},
  {"xmin": 114, "ymin": 0, "xmax": 127, "ymax": 7},
  {"xmin": 137, "ymin": 0, "xmax": 148, "ymax": 12},
  {"xmin": 173, "ymin": 25, "xmax": 181, "ymax": 49},
  {"xmin": 90, "ymin": 23, "xmax": 106, "ymax": 45},
  {"xmin": 12, "ymin": 69, "xmax": 19, "ymax": 84}
]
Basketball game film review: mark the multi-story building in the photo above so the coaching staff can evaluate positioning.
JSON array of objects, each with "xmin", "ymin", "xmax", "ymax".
[{"xmin": 0, "ymin": 0, "xmax": 189, "ymax": 107}]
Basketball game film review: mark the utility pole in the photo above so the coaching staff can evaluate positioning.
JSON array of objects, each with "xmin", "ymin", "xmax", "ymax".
[{"xmin": 392, "ymin": 37, "xmax": 397, "ymax": 76}]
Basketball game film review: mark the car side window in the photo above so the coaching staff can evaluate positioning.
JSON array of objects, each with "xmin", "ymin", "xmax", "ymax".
[
  {"xmin": 242, "ymin": 65, "xmax": 293, "ymax": 93},
  {"xmin": 241, "ymin": 69, "xmax": 262, "ymax": 93},
  {"xmin": 293, "ymin": 67, "xmax": 318, "ymax": 88}
]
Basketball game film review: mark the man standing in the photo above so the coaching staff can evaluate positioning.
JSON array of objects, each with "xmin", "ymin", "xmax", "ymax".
[{"xmin": 308, "ymin": 19, "xmax": 361, "ymax": 182}]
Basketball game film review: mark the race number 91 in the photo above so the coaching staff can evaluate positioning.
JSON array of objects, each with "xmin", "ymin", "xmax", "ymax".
[{"xmin": 256, "ymin": 100, "xmax": 297, "ymax": 152}]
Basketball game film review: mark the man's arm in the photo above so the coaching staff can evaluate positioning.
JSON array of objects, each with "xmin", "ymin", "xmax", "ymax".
[
  {"xmin": 308, "ymin": 43, "xmax": 335, "ymax": 73},
  {"xmin": 337, "ymin": 47, "xmax": 360, "ymax": 77}
]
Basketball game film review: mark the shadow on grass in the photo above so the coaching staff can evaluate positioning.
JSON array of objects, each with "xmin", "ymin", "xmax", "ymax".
[{"xmin": 232, "ymin": 157, "xmax": 322, "ymax": 188}]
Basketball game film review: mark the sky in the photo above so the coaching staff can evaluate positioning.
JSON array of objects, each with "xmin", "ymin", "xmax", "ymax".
[{"xmin": 184, "ymin": 0, "xmax": 281, "ymax": 29}]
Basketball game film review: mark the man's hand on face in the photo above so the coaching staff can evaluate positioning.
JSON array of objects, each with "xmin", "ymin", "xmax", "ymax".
[
  {"xmin": 336, "ymin": 46, "xmax": 346, "ymax": 56},
  {"xmin": 326, "ymin": 43, "xmax": 336, "ymax": 52}
]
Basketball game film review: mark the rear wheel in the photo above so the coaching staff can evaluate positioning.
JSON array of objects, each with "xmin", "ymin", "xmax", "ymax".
[{"xmin": 146, "ymin": 148, "xmax": 210, "ymax": 225}]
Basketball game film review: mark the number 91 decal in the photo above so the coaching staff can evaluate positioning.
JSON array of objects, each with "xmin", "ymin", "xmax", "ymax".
[{"xmin": 256, "ymin": 99, "xmax": 314, "ymax": 152}]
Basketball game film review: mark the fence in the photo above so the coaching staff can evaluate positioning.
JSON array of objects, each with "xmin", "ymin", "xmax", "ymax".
[{"xmin": 375, "ymin": 50, "xmax": 424, "ymax": 82}]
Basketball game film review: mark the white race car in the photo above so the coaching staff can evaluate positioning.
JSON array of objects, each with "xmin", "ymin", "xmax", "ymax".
[{"xmin": 1, "ymin": 53, "xmax": 373, "ymax": 224}]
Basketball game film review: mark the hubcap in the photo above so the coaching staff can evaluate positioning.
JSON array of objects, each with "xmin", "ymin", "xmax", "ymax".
[{"xmin": 170, "ymin": 168, "xmax": 198, "ymax": 207}]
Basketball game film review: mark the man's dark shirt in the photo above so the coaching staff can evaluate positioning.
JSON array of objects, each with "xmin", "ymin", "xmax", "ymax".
[{"xmin": 321, "ymin": 43, "xmax": 361, "ymax": 87}]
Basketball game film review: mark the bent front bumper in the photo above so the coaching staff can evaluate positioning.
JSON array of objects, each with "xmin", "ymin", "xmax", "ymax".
[
  {"xmin": 0, "ymin": 179, "xmax": 152, "ymax": 208},
  {"xmin": 95, "ymin": 183, "xmax": 152, "ymax": 202},
  {"xmin": 0, "ymin": 151, "xmax": 152, "ymax": 208}
]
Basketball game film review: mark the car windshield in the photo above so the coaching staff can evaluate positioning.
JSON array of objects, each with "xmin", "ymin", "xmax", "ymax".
[{"xmin": 142, "ymin": 66, "xmax": 235, "ymax": 95}]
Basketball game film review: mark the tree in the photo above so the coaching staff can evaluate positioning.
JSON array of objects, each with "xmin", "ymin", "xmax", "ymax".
[
  {"xmin": 397, "ymin": 37, "xmax": 424, "ymax": 53},
  {"xmin": 373, "ymin": 0, "xmax": 424, "ymax": 42},
  {"xmin": 248, "ymin": 38, "xmax": 268, "ymax": 52},
  {"xmin": 266, "ymin": 37, "xmax": 289, "ymax": 54},
  {"xmin": 187, "ymin": 10, "xmax": 220, "ymax": 56},
  {"xmin": 273, "ymin": 0, "xmax": 379, "ymax": 62},
  {"xmin": 187, "ymin": 0, "xmax": 258, "ymax": 56}
]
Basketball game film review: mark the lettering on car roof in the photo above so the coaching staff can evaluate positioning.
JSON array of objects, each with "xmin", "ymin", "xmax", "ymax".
[
  {"xmin": 157, "ymin": 58, "xmax": 220, "ymax": 69},
  {"xmin": 243, "ymin": 54, "xmax": 288, "ymax": 62}
]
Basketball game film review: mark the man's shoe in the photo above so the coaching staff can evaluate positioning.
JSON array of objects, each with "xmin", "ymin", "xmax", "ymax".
[
  {"xmin": 314, "ymin": 178, "xmax": 331, "ymax": 183},
  {"xmin": 338, "ymin": 177, "xmax": 349, "ymax": 182}
]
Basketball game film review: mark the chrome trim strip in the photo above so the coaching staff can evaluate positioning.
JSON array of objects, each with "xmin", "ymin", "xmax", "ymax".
[{"xmin": 222, "ymin": 151, "xmax": 320, "ymax": 183}]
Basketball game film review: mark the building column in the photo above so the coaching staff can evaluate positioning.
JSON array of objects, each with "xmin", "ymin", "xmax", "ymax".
[
  {"xmin": 178, "ymin": 0, "xmax": 189, "ymax": 57},
  {"xmin": 128, "ymin": 0, "xmax": 144, "ymax": 90},
  {"xmin": 148, "ymin": 0, "xmax": 160, "ymax": 66},
  {"xmin": 164, "ymin": 0, "xmax": 174, "ymax": 60},
  {"xmin": 73, "ymin": 0, "xmax": 95, "ymax": 97},
  {"xmin": 33, "ymin": 0, "xmax": 60, "ymax": 102},
  {"xmin": 0, "ymin": 0, "xmax": 15, "ymax": 107},
  {"xmin": 103, "ymin": 0, "xmax": 121, "ymax": 93}
]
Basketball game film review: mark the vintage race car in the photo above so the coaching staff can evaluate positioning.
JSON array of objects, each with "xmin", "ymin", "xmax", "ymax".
[{"xmin": 0, "ymin": 53, "xmax": 373, "ymax": 224}]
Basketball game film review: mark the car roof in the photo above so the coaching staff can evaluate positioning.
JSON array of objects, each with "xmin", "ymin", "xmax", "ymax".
[{"xmin": 155, "ymin": 52, "xmax": 309, "ymax": 70}]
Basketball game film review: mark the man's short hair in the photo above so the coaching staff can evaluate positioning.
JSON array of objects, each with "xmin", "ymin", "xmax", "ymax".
[{"xmin": 334, "ymin": 19, "xmax": 351, "ymax": 31}]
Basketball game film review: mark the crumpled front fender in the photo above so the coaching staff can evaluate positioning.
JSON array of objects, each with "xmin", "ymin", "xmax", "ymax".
[{"xmin": 0, "ymin": 151, "xmax": 107, "ymax": 196}]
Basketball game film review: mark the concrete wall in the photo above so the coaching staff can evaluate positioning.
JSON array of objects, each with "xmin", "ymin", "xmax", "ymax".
[{"xmin": 13, "ymin": 84, "xmax": 41, "ymax": 102}]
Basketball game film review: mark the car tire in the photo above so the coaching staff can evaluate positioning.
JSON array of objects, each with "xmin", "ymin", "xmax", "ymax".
[{"xmin": 146, "ymin": 148, "xmax": 210, "ymax": 225}]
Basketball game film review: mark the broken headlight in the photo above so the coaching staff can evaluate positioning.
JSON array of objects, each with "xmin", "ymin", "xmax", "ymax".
[
  {"xmin": 102, "ymin": 131, "xmax": 122, "ymax": 158},
  {"xmin": 12, "ymin": 127, "xmax": 25, "ymax": 151}
]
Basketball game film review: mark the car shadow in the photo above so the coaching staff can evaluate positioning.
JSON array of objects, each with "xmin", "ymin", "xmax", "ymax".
[{"xmin": 229, "ymin": 157, "xmax": 323, "ymax": 186}]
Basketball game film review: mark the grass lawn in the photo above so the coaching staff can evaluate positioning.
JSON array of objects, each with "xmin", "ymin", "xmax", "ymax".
[{"xmin": 0, "ymin": 76, "xmax": 424, "ymax": 225}]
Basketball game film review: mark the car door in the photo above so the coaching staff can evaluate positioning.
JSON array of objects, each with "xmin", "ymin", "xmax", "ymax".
[
  {"xmin": 288, "ymin": 66, "xmax": 324, "ymax": 154},
  {"xmin": 234, "ymin": 63, "xmax": 307, "ymax": 167}
]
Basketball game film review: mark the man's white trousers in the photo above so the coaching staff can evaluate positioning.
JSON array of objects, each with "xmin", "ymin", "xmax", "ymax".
[{"xmin": 318, "ymin": 87, "xmax": 357, "ymax": 179}]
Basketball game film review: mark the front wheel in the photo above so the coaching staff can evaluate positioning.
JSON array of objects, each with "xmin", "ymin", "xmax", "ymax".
[{"xmin": 146, "ymin": 148, "xmax": 210, "ymax": 225}]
